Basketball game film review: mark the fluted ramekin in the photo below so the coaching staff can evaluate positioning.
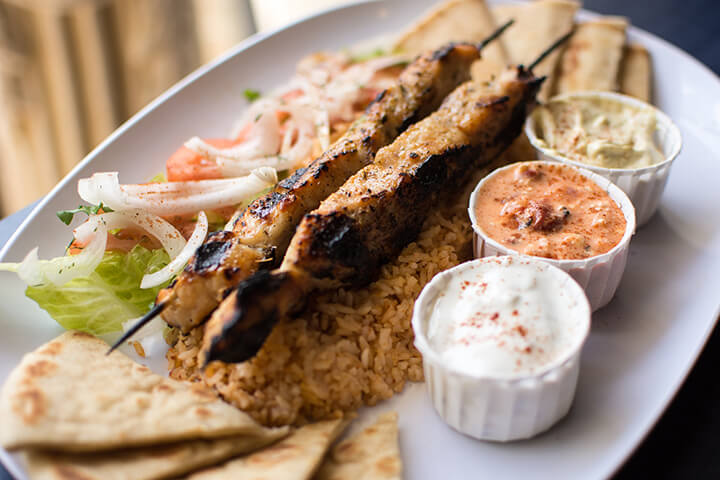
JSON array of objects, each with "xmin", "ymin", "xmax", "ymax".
[
  {"xmin": 468, "ymin": 161, "xmax": 636, "ymax": 311},
  {"xmin": 525, "ymin": 91, "xmax": 682, "ymax": 226},
  {"xmin": 412, "ymin": 256, "xmax": 591, "ymax": 442}
]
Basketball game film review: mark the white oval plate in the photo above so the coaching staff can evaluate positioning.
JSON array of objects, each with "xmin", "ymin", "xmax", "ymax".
[{"xmin": 1, "ymin": 1, "xmax": 719, "ymax": 478}]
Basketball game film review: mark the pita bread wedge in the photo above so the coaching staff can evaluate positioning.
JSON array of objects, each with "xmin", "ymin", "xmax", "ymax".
[
  {"xmin": 392, "ymin": 0, "xmax": 509, "ymax": 82},
  {"xmin": 619, "ymin": 43, "xmax": 652, "ymax": 103},
  {"xmin": 554, "ymin": 17, "xmax": 628, "ymax": 94},
  {"xmin": 184, "ymin": 418, "xmax": 349, "ymax": 480},
  {"xmin": 0, "ymin": 331, "xmax": 269, "ymax": 452},
  {"xmin": 22, "ymin": 427, "xmax": 289, "ymax": 480},
  {"xmin": 493, "ymin": 0, "xmax": 579, "ymax": 100},
  {"xmin": 316, "ymin": 411, "xmax": 402, "ymax": 480}
]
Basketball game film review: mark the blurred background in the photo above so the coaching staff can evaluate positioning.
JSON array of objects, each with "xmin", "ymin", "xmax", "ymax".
[
  {"xmin": 0, "ymin": 0, "xmax": 359, "ymax": 217},
  {"xmin": 0, "ymin": 0, "xmax": 715, "ymax": 218}
]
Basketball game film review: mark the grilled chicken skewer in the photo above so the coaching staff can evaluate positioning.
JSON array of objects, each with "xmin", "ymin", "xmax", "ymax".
[
  {"xmin": 108, "ymin": 23, "xmax": 514, "ymax": 353},
  {"xmin": 202, "ymin": 63, "xmax": 546, "ymax": 365},
  {"xmin": 201, "ymin": 32, "xmax": 573, "ymax": 365},
  {"xmin": 161, "ymin": 41, "xmax": 479, "ymax": 330}
]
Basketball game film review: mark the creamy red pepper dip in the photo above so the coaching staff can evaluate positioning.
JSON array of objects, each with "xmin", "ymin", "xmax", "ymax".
[{"xmin": 473, "ymin": 162, "xmax": 626, "ymax": 260}]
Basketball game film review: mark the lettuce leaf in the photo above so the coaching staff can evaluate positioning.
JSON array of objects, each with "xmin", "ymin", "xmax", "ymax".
[{"xmin": 25, "ymin": 246, "xmax": 170, "ymax": 335}]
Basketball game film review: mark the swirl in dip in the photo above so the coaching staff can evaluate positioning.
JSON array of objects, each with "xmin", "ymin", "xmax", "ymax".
[
  {"xmin": 473, "ymin": 162, "xmax": 626, "ymax": 259},
  {"xmin": 423, "ymin": 256, "xmax": 588, "ymax": 377},
  {"xmin": 533, "ymin": 95, "xmax": 664, "ymax": 169}
]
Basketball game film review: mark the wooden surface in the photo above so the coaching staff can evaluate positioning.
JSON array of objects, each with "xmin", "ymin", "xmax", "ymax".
[{"xmin": 0, "ymin": 0, "xmax": 255, "ymax": 216}]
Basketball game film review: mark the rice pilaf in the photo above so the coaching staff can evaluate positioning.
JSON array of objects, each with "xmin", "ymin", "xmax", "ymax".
[{"xmin": 166, "ymin": 165, "xmax": 503, "ymax": 426}]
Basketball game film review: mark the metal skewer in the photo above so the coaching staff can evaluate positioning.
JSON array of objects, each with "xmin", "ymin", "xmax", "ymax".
[
  {"xmin": 527, "ymin": 29, "xmax": 575, "ymax": 72},
  {"xmin": 106, "ymin": 20, "xmax": 519, "ymax": 358},
  {"xmin": 107, "ymin": 301, "xmax": 167, "ymax": 355},
  {"xmin": 479, "ymin": 19, "xmax": 514, "ymax": 51}
]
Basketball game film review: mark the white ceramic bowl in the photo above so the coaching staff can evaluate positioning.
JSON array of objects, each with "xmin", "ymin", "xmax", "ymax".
[
  {"xmin": 468, "ymin": 161, "xmax": 636, "ymax": 311},
  {"xmin": 525, "ymin": 91, "xmax": 682, "ymax": 227},
  {"xmin": 412, "ymin": 256, "xmax": 591, "ymax": 442}
]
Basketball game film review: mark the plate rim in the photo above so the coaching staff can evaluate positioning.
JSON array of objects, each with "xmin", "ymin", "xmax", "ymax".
[{"xmin": 1, "ymin": 1, "xmax": 719, "ymax": 478}]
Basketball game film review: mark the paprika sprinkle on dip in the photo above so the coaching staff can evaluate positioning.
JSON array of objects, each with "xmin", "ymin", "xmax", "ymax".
[
  {"xmin": 472, "ymin": 161, "xmax": 626, "ymax": 260},
  {"xmin": 420, "ymin": 256, "xmax": 589, "ymax": 378}
]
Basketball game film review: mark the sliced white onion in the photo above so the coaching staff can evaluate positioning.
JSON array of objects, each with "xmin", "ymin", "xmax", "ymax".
[
  {"xmin": 140, "ymin": 211, "xmax": 208, "ymax": 289},
  {"xmin": 0, "ymin": 217, "xmax": 108, "ymax": 287},
  {"xmin": 296, "ymin": 51, "xmax": 348, "ymax": 79},
  {"xmin": 0, "ymin": 208, "xmax": 200, "ymax": 288},
  {"xmin": 78, "ymin": 168, "xmax": 277, "ymax": 217},
  {"xmin": 232, "ymin": 97, "xmax": 282, "ymax": 136},
  {"xmin": 120, "ymin": 314, "xmax": 167, "ymax": 358},
  {"xmin": 303, "ymin": 54, "xmax": 407, "ymax": 122},
  {"xmin": 314, "ymin": 107, "xmax": 331, "ymax": 151},
  {"xmin": 217, "ymin": 157, "xmax": 292, "ymax": 178},
  {"xmin": 280, "ymin": 136, "xmax": 314, "ymax": 167},
  {"xmin": 74, "ymin": 210, "xmax": 186, "ymax": 259},
  {"xmin": 0, "ymin": 263, "xmax": 18, "ymax": 273},
  {"xmin": 213, "ymin": 53, "xmax": 407, "ymax": 175},
  {"xmin": 122, "ymin": 314, "xmax": 165, "ymax": 339},
  {"xmin": 185, "ymin": 110, "xmax": 281, "ymax": 176},
  {"xmin": 221, "ymin": 169, "xmax": 279, "ymax": 230},
  {"xmin": 223, "ymin": 209, "xmax": 242, "ymax": 232},
  {"xmin": 273, "ymin": 104, "xmax": 317, "ymax": 167}
]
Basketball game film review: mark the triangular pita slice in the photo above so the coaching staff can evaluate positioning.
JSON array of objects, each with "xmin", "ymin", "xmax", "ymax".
[
  {"xmin": 554, "ymin": 17, "xmax": 628, "ymax": 94},
  {"xmin": 316, "ymin": 411, "xmax": 402, "ymax": 480},
  {"xmin": 392, "ymin": 0, "xmax": 509, "ymax": 82},
  {"xmin": 619, "ymin": 43, "xmax": 652, "ymax": 103},
  {"xmin": 183, "ymin": 418, "xmax": 349, "ymax": 480},
  {"xmin": 0, "ymin": 331, "xmax": 269, "ymax": 451},
  {"xmin": 23, "ymin": 427, "xmax": 289, "ymax": 480},
  {"xmin": 493, "ymin": 0, "xmax": 579, "ymax": 100}
]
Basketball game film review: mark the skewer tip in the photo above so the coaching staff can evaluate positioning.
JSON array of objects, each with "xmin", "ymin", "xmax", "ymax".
[
  {"xmin": 527, "ymin": 28, "xmax": 575, "ymax": 72},
  {"xmin": 106, "ymin": 302, "xmax": 167, "ymax": 355},
  {"xmin": 478, "ymin": 18, "xmax": 515, "ymax": 51}
]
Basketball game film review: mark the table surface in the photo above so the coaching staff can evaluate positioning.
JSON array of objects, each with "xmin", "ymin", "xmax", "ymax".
[{"xmin": 1, "ymin": 0, "xmax": 718, "ymax": 478}]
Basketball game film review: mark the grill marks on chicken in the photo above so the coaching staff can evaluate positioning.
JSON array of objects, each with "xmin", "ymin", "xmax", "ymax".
[
  {"xmin": 155, "ymin": 44, "xmax": 482, "ymax": 333},
  {"xmin": 202, "ymin": 66, "xmax": 545, "ymax": 364}
]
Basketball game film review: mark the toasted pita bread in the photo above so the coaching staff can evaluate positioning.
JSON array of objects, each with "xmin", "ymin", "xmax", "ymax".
[
  {"xmin": 0, "ymin": 331, "xmax": 269, "ymax": 452},
  {"xmin": 22, "ymin": 427, "xmax": 288, "ymax": 480},
  {"xmin": 183, "ymin": 418, "xmax": 349, "ymax": 480},
  {"xmin": 316, "ymin": 411, "xmax": 402, "ymax": 480},
  {"xmin": 393, "ymin": 0, "xmax": 509, "ymax": 82},
  {"xmin": 493, "ymin": 0, "xmax": 579, "ymax": 100},
  {"xmin": 554, "ymin": 17, "xmax": 628, "ymax": 94},
  {"xmin": 619, "ymin": 43, "xmax": 652, "ymax": 103}
]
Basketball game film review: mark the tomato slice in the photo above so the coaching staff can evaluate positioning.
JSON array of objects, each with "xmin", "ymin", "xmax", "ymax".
[
  {"xmin": 281, "ymin": 88, "xmax": 303, "ymax": 102},
  {"xmin": 165, "ymin": 119, "xmax": 264, "ymax": 182},
  {"xmin": 166, "ymin": 138, "xmax": 234, "ymax": 181}
]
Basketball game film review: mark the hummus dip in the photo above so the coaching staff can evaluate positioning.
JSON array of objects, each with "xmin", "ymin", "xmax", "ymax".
[{"xmin": 533, "ymin": 95, "xmax": 664, "ymax": 169}]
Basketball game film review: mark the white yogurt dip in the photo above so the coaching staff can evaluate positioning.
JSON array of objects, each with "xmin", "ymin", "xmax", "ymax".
[
  {"xmin": 424, "ymin": 256, "xmax": 588, "ymax": 378},
  {"xmin": 412, "ymin": 256, "xmax": 591, "ymax": 440}
]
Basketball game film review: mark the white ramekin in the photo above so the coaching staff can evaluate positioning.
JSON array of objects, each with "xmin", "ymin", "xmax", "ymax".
[
  {"xmin": 412, "ymin": 256, "xmax": 591, "ymax": 442},
  {"xmin": 525, "ymin": 91, "xmax": 682, "ymax": 227},
  {"xmin": 468, "ymin": 161, "xmax": 636, "ymax": 312}
]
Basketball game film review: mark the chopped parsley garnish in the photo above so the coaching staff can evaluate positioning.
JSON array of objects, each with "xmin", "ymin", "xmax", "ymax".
[
  {"xmin": 350, "ymin": 48, "xmax": 387, "ymax": 63},
  {"xmin": 56, "ymin": 203, "xmax": 113, "ymax": 225},
  {"xmin": 149, "ymin": 172, "xmax": 167, "ymax": 183},
  {"xmin": 244, "ymin": 89, "xmax": 261, "ymax": 102}
]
